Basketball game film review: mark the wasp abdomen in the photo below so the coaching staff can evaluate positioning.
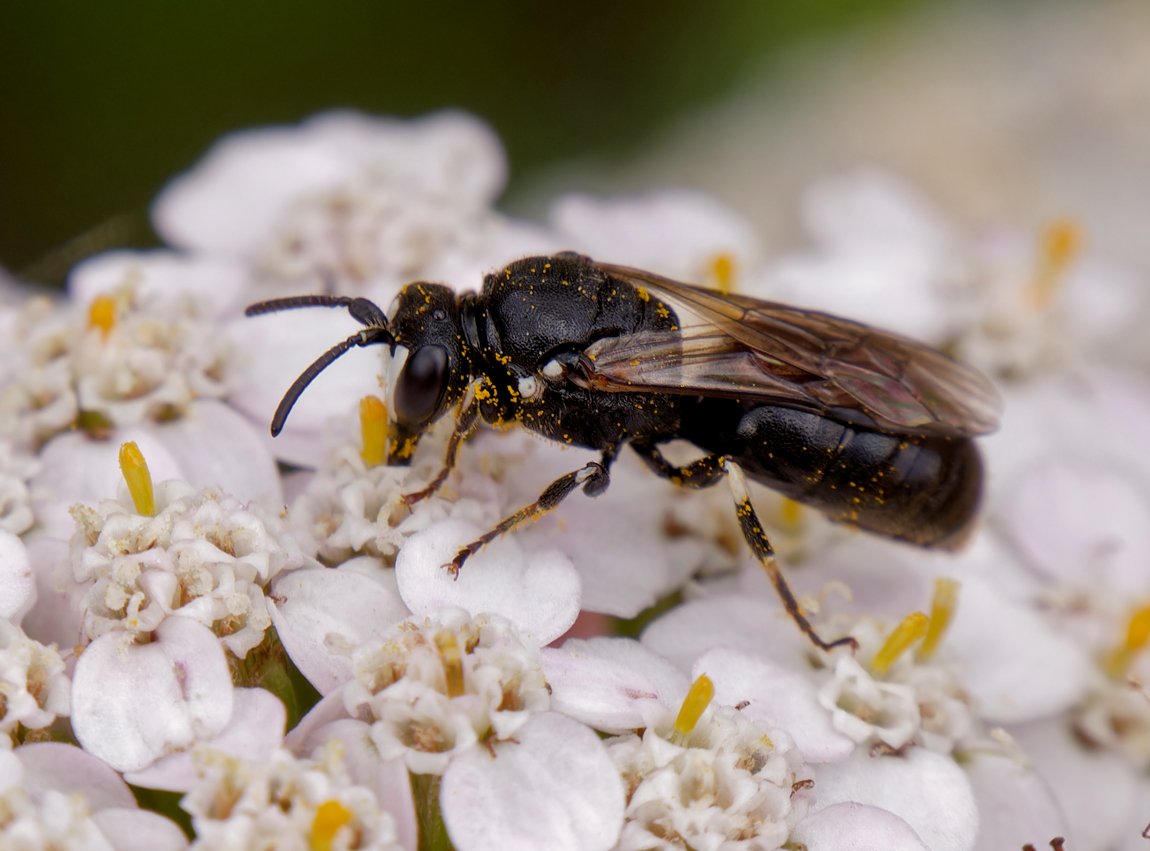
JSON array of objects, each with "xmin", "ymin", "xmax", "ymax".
[{"xmin": 722, "ymin": 405, "xmax": 982, "ymax": 549}]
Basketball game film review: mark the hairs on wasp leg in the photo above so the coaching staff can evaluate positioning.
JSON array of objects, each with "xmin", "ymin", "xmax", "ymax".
[{"xmin": 246, "ymin": 252, "xmax": 1000, "ymax": 653}]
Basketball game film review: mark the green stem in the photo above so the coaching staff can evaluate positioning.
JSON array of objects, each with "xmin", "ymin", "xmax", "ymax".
[{"xmin": 410, "ymin": 773, "xmax": 454, "ymax": 851}]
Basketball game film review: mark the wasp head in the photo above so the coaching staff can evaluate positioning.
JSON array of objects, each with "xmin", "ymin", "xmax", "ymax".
[{"xmin": 386, "ymin": 283, "xmax": 471, "ymax": 464}]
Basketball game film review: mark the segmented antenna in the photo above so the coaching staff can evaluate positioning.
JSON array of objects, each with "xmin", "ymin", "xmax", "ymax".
[{"xmin": 245, "ymin": 295, "xmax": 394, "ymax": 436}]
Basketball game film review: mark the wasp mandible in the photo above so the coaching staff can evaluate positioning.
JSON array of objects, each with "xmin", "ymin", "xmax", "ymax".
[{"xmin": 246, "ymin": 253, "xmax": 1001, "ymax": 651}]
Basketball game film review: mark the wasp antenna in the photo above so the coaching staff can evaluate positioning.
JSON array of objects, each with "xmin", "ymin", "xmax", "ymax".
[
  {"xmin": 245, "ymin": 295, "xmax": 358, "ymax": 318},
  {"xmin": 269, "ymin": 328, "xmax": 391, "ymax": 436},
  {"xmin": 245, "ymin": 295, "xmax": 389, "ymax": 332}
]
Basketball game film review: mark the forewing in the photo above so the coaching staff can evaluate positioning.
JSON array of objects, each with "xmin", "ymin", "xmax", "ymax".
[{"xmin": 584, "ymin": 262, "xmax": 1001, "ymax": 437}]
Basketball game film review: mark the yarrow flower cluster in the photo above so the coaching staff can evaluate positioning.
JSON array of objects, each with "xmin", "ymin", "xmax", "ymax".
[{"xmin": 0, "ymin": 104, "xmax": 1145, "ymax": 849}]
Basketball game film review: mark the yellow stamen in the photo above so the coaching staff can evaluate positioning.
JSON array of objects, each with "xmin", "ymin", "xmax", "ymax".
[
  {"xmin": 88, "ymin": 295, "xmax": 118, "ymax": 339},
  {"xmin": 671, "ymin": 674, "xmax": 714, "ymax": 743},
  {"xmin": 708, "ymin": 253, "xmax": 736, "ymax": 296},
  {"xmin": 1028, "ymin": 218, "xmax": 1083, "ymax": 310},
  {"xmin": 871, "ymin": 612, "xmax": 929, "ymax": 676},
  {"xmin": 779, "ymin": 497, "xmax": 803, "ymax": 534},
  {"xmin": 118, "ymin": 441, "xmax": 155, "ymax": 516},
  {"xmin": 358, "ymin": 396, "xmax": 388, "ymax": 467},
  {"xmin": 916, "ymin": 578, "xmax": 960, "ymax": 662},
  {"xmin": 434, "ymin": 630, "xmax": 465, "ymax": 698},
  {"xmin": 310, "ymin": 799, "xmax": 353, "ymax": 851},
  {"xmin": 1103, "ymin": 603, "xmax": 1150, "ymax": 679}
]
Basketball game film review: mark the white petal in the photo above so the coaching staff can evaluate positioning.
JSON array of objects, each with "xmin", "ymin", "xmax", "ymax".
[
  {"xmin": 963, "ymin": 751, "xmax": 1067, "ymax": 851},
  {"xmin": 441, "ymin": 712, "xmax": 624, "ymax": 851},
  {"xmin": 31, "ymin": 429, "xmax": 184, "ymax": 539},
  {"xmin": 810, "ymin": 749, "xmax": 978, "ymax": 851},
  {"xmin": 71, "ymin": 618, "xmax": 235, "ymax": 772},
  {"xmin": 1008, "ymin": 717, "xmax": 1138, "ymax": 851},
  {"xmin": 396, "ymin": 519, "xmax": 580, "ymax": 646},
  {"xmin": 67, "ymin": 249, "xmax": 251, "ymax": 319},
  {"xmin": 271, "ymin": 565, "xmax": 410, "ymax": 694},
  {"xmin": 997, "ymin": 459, "xmax": 1150, "ymax": 595},
  {"xmin": 15, "ymin": 742, "xmax": 137, "ymax": 810},
  {"xmin": 124, "ymin": 688, "xmax": 286, "ymax": 791},
  {"xmin": 228, "ymin": 311, "xmax": 382, "ymax": 468},
  {"xmin": 299, "ymin": 718, "xmax": 419, "ymax": 851},
  {"xmin": 91, "ymin": 808, "xmax": 189, "ymax": 851},
  {"xmin": 148, "ymin": 400, "xmax": 283, "ymax": 507},
  {"xmin": 641, "ymin": 595, "xmax": 807, "ymax": 671},
  {"xmin": 694, "ymin": 648, "xmax": 856, "ymax": 763},
  {"xmin": 541, "ymin": 637, "xmax": 688, "ymax": 733},
  {"xmin": 0, "ymin": 530, "xmax": 34, "ymax": 621},
  {"xmin": 550, "ymin": 189, "xmax": 761, "ymax": 283},
  {"xmin": 945, "ymin": 575, "xmax": 1093, "ymax": 722},
  {"xmin": 791, "ymin": 801, "xmax": 929, "ymax": 851}
]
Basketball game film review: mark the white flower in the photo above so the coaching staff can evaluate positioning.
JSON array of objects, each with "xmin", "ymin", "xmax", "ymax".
[
  {"xmin": 0, "ymin": 275, "xmax": 234, "ymax": 448},
  {"xmin": 183, "ymin": 745, "xmax": 406, "ymax": 851},
  {"xmin": 70, "ymin": 479, "xmax": 307, "ymax": 656},
  {"xmin": 550, "ymin": 189, "xmax": 762, "ymax": 287},
  {"xmin": 0, "ymin": 619, "xmax": 70, "ymax": 743},
  {"xmin": 607, "ymin": 700, "xmax": 806, "ymax": 851},
  {"xmin": 0, "ymin": 440, "xmax": 37, "ymax": 535},
  {"xmin": 343, "ymin": 608, "xmax": 550, "ymax": 776},
  {"xmin": 760, "ymin": 169, "xmax": 969, "ymax": 344},
  {"xmin": 153, "ymin": 110, "xmax": 523, "ymax": 297},
  {"xmin": 0, "ymin": 742, "xmax": 188, "ymax": 850}
]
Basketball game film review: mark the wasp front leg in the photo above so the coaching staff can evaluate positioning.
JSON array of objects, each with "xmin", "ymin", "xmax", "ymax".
[
  {"xmin": 447, "ymin": 449, "xmax": 615, "ymax": 575},
  {"xmin": 402, "ymin": 392, "xmax": 481, "ymax": 507}
]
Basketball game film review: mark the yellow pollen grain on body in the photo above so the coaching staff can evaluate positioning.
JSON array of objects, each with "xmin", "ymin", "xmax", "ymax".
[
  {"xmin": 434, "ymin": 629, "xmax": 466, "ymax": 698},
  {"xmin": 871, "ymin": 611, "xmax": 929, "ymax": 676},
  {"xmin": 310, "ymin": 799, "xmax": 354, "ymax": 851},
  {"xmin": 88, "ymin": 294, "xmax": 118, "ymax": 339},
  {"xmin": 916, "ymin": 578, "xmax": 960, "ymax": 662},
  {"xmin": 1104, "ymin": 603, "xmax": 1150, "ymax": 679},
  {"xmin": 671, "ymin": 673, "xmax": 715, "ymax": 744},
  {"xmin": 358, "ymin": 396, "xmax": 388, "ymax": 467},
  {"xmin": 118, "ymin": 441, "xmax": 155, "ymax": 517},
  {"xmin": 708, "ymin": 252, "xmax": 736, "ymax": 296},
  {"xmin": 1028, "ymin": 217, "xmax": 1083, "ymax": 310}
]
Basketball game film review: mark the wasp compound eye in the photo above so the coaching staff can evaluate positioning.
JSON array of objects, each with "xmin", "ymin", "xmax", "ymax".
[{"xmin": 395, "ymin": 345, "xmax": 449, "ymax": 424}]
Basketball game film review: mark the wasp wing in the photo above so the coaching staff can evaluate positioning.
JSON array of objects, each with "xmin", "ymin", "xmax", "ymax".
[{"xmin": 582, "ymin": 262, "xmax": 1001, "ymax": 437}]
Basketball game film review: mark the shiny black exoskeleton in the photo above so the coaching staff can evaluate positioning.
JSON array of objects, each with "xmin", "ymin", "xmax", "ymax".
[{"xmin": 247, "ymin": 252, "xmax": 1000, "ymax": 651}]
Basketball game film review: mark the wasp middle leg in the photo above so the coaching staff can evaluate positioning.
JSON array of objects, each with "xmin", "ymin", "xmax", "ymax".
[{"xmin": 447, "ymin": 448, "xmax": 616, "ymax": 575}]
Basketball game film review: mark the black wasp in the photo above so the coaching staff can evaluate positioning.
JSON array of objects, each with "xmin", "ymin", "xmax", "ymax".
[{"xmin": 246, "ymin": 253, "xmax": 1001, "ymax": 651}]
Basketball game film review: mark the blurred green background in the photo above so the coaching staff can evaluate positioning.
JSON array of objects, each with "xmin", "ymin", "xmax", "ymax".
[{"xmin": 2, "ymin": 0, "xmax": 929, "ymax": 285}]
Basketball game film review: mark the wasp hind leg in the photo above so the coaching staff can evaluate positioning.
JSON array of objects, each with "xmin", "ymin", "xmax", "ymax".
[
  {"xmin": 722, "ymin": 460, "xmax": 857, "ymax": 653},
  {"xmin": 447, "ymin": 450, "xmax": 614, "ymax": 575},
  {"xmin": 634, "ymin": 440, "xmax": 855, "ymax": 653}
]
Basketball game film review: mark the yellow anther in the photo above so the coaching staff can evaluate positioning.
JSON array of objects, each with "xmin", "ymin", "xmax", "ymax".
[
  {"xmin": 672, "ymin": 674, "xmax": 715, "ymax": 743},
  {"xmin": 779, "ymin": 497, "xmax": 803, "ymax": 534},
  {"xmin": 1103, "ymin": 603, "xmax": 1150, "ymax": 679},
  {"xmin": 1028, "ymin": 218, "xmax": 1083, "ymax": 310},
  {"xmin": 118, "ymin": 441, "xmax": 155, "ymax": 517},
  {"xmin": 310, "ymin": 799, "xmax": 353, "ymax": 851},
  {"xmin": 871, "ymin": 611, "xmax": 929, "ymax": 676},
  {"xmin": 88, "ymin": 295, "xmax": 118, "ymax": 339},
  {"xmin": 708, "ymin": 253, "xmax": 736, "ymax": 296},
  {"xmin": 916, "ymin": 578, "xmax": 960, "ymax": 662},
  {"xmin": 358, "ymin": 396, "xmax": 388, "ymax": 467},
  {"xmin": 434, "ymin": 630, "xmax": 465, "ymax": 698}
]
